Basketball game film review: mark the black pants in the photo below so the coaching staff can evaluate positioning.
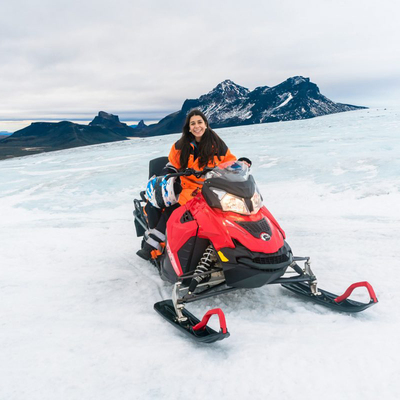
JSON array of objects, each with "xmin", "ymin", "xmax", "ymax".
[
  {"xmin": 155, "ymin": 203, "xmax": 180, "ymax": 234},
  {"xmin": 144, "ymin": 202, "xmax": 180, "ymax": 249}
]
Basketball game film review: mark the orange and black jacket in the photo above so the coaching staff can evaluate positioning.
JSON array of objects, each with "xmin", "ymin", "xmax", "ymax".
[{"xmin": 167, "ymin": 139, "xmax": 236, "ymax": 205}]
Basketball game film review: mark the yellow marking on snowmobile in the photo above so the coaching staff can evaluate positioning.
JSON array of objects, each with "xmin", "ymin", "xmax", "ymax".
[{"xmin": 218, "ymin": 251, "xmax": 229, "ymax": 262}]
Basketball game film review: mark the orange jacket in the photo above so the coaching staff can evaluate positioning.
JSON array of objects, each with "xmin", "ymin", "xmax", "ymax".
[{"xmin": 168, "ymin": 140, "xmax": 236, "ymax": 205}]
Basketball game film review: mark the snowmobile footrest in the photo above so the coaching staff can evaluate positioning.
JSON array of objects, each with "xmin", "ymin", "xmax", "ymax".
[
  {"xmin": 154, "ymin": 300, "xmax": 230, "ymax": 343},
  {"xmin": 281, "ymin": 281, "xmax": 378, "ymax": 313}
]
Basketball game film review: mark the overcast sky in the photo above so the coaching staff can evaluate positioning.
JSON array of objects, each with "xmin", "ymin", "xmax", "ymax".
[{"xmin": 1, "ymin": 0, "xmax": 399, "ymax": 131}]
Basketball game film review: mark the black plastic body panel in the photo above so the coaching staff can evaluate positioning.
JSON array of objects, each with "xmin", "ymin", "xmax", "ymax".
[
  {"xmin": 218, "ymin": 241, "xmax": 293, "ymax": 288},
  {"xmin": 160, "ymin": 235, "xmax": 209, "ymax": 284}
]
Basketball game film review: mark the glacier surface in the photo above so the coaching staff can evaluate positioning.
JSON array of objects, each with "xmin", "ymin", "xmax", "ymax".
[{"xmin": 0, "ymin": 107, "xmax": 399, "ymax": 400}]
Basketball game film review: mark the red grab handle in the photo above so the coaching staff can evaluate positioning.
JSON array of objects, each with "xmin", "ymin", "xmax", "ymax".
[
  {"xmin": 334, "ymin": 281, "xmax": 378, "ymax": 304},
  {"xmin": 192, "ymin": 308, "xmax": 228, "ymax": 334}
]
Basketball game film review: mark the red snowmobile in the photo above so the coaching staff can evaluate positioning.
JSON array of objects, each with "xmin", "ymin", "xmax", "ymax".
[{"xmin": 133, "ymin": 157, "xmax": 378, "ymax": 343}]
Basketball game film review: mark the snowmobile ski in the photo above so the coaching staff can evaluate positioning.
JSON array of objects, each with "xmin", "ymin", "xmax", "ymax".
[
  {"xmin": 154, "ymin": 299, "xmax": 230, "ymax": 343},
  {"xmin": 281, "ymin": 281, "xmax": 378, "ymax": 313}
]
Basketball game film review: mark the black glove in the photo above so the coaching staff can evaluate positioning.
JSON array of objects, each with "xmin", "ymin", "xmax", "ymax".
[
  {"xmin": 238, "ymin": 157, "xmax": 252, "ymax": 167},
  {"xmin": 173, "ymin": 177, "xmax": 182, "ymax": 195}
]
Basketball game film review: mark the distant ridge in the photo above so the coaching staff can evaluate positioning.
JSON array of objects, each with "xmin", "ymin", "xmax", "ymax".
[
  {"xmin": 0, "ymin": 112, "xmax": 132, "ymax": 160},
  {"xmin": 0, "ymin": 77, "xmax": 367, "ymax": 160},
  {"xmin": 0, "ymin": 131, "xmax": 12, "ymax": 141},
  {"xmin": 130, "ymin": 76, "xmax": 366, "ymax": 137}
]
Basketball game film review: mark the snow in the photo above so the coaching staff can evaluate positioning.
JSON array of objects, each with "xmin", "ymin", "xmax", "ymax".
[
  {"xmin": 214, "ymin": 80, "xmax": 249, "ymax": 96},
  {"xmin": 259, "ymin": 92, "xmax": 294, "ymax": 121},
  {"xmin": 276, "ymin": 93, "xmax": 293, "ymax": 108},
  {"xmin": 1, "ymin": 108, "xmax": 400, "ymax": 399},
  {"xmin": 291, "ymin": 76, "xmax": 308, "ymax": 85},
  {"xmin": 203, "ymin": 102, "xmax": 254, "ymax": 122}
]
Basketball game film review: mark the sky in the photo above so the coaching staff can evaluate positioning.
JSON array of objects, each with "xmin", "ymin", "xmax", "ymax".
[{"xmin": 1, "ymin": 0, "xmax": 399, "ymax": 132}]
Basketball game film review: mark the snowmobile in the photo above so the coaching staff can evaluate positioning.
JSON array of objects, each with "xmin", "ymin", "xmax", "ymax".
[{"xmin": 133, "ymin": 157, "xmax": 378, "ymax": 343}]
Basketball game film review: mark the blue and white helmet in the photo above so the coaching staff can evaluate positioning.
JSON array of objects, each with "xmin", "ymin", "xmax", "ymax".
[{"xmin": 146, "ymin": 175, "xmax": 179, "ymax": 208}]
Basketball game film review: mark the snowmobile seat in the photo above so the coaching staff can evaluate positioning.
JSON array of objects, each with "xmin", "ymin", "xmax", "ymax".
[
  {"xmin": 149, "ymin": 156, "xmax": 169, "ymax": 179},
  {"xmin": 133, "ymin": 156, "xmax": 169, "ymax": 235}
]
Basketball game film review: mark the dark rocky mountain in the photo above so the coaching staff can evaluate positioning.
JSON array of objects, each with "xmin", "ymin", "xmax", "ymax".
[
  {"xmin": 0, "ymin": 131, "xmax": 11, "ymax": 141},
  {"xmin": 243, "ymin": 77, "xmax": 363, "ymax": 123},
  {"xmin": 130, "ymin": 119, "xmax": 147, "ymax": 130},
  {"xmin": 136, "ymin": 120, "xmax": 147, "ymax": 129},
  {"xmin": 0, "ymin": 112, "xmax": 132, "ymax": 160},
  {"xmin": 89, "ymin": 111, "xmax": 135, "ymax": 136},
  {"xmin": 131, "ymin": 76, "xmax": 366, "ymax": 136},
  {"xmin": 0, "ymin": 77, "xmax": 367, "ymax": 161}
]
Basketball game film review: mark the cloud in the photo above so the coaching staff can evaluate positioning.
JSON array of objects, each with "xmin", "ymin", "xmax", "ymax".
[{"xmin": 0, "ymin": 0, "xmax": 399, "ymax": 124}]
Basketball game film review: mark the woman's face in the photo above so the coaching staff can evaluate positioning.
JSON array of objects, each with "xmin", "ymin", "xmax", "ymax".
[{"xmin": 189, "ymin": 115, "xmax": 207, "ymax": 142}]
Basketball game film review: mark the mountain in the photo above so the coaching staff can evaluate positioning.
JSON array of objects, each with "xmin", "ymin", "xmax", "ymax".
[
  {"xmin": 0, "ymin": 112, "xmax": 132, "ymax": 160},
  {"xmin": 244, "ymin": 76, "xmax": 364, "ymax": 123},
  {"xmin": 0, "ymin": 77, "xmax": 367, "ymax": 160},
  {"xmin": 0, "ymin": 131, "xmax": 12, "ymax": 141},
  {"xmin": 89, "ymin": 111, "xmax": 135, "ymax": 136},
  {"xmin": 130, "ymin": 120, "xmax": 147, "ymax": 130},
  {"xmin": 131, "ymin": 77, "xmax": 366, "ymax": 136}
]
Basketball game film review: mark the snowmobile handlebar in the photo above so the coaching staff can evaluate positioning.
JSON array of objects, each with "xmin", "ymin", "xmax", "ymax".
[
  {"xmin": 164, "ymin": 159, "xmax": 252, "ymax": 181},
  {"xmin": 165, "ymin": 167, "xmax": 214, "ymax": 180}
]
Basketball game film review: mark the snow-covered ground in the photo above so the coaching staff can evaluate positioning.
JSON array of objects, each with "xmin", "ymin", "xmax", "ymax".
[{"xmin": 1, "ymin": 108, "xmax": 399, "ymax": 400}]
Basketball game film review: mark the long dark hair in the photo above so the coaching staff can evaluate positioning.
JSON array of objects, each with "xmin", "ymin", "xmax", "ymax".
[{"xmin": 177, "ymin": 109, "xmax": 224, "ymax": 170}]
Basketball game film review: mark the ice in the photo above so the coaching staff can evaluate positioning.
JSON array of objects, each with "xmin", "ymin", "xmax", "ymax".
[{"xmin": 1, "ymin": 107, "xmax": 400, "ymax": 399}]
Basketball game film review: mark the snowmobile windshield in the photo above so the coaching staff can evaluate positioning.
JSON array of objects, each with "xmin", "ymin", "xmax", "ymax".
[
  {"xmin": 204, "ymin": 161, "xmax": 250, "ymax": 182},
  {"xmin": 202, "ymin": 161, "xmax": 262, "ymax": 215}
]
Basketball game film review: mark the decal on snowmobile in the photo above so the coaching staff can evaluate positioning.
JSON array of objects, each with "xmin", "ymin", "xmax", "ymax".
[
  {"xmin": 166, "ymin": 241, "xmax": 181, "ymax": 276},
  {"xmin": 260, "ymin": 232, "xmax": 271, "ymax": 241}
]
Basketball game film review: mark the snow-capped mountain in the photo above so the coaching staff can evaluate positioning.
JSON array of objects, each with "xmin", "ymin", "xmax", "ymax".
[
  {"xmin": 182, "ymin": 79, "xmax": 253, "ymax": 127},
  {"xmin": 133, "ymin": 76, "xmax": 366, "ymax": 135},
  {"xmin": 246, "ymin": 76, "xmax": 363, "ymax": 124},
  {"xmin": 0, "ymin": 78, "xmax": 366, "ymax": 160}
]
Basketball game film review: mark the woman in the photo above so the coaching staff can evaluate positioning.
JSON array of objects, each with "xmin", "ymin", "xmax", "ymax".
[
  {"xmin": 137, "ymin": 109, "xmax": 247, "ymax": 260},
  {"xmin": 168, "ymin": 109, "xmax": 237, "ymax": 205}
]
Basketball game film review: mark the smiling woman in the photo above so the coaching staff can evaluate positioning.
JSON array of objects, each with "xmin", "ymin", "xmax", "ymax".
[
  {"xmin": 136, "ymin": 109, "xmax": 238, "ymax": 260},
  {"xmin": 188, "ymin": 114, "xmax": 207, "ymax": 142},
  {"xmin": 170, "ymin": 109, "xmax": 237, "ymax": 198}
]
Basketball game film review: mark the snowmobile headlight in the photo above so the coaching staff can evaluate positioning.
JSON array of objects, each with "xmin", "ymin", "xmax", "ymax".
[
  {"xmin": 219, "ymin": 193, "xmax": 250, "ymax": 215},
  {"xmin": 210, "ymin": 188, "xmax": 226, "ymax": 200},
  {"xmin": 251, "ymin": 190, "xmax": 263, "ymax": 213}
]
